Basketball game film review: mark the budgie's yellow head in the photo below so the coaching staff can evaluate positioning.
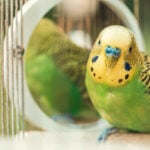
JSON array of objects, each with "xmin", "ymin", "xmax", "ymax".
[{"xmin": 87, "ymin": 25, "xmax": 142, "ymax": 87}]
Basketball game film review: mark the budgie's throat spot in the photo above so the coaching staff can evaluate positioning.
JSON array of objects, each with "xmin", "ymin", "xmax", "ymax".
[
  {"xmin": 125, "ymin": 62, "xmax": 132, "ymax": 71},
  {"xmin": 88, "ymin": 54, "xmax": 136, "ymax": 87},
  {"xmin": 92, "ymin": 56, "xmax": 99, "ymax": 63},
  {"xmin": 91, "ymin": 67, "xmax": 94, "ymax": 72},
  {"xmin": 118, "ymin": 79, "xmax": 123, "ymax": 83},
  {"xmin": 125, "ymin": 74, "xmax": 129, "ymax": 80}
]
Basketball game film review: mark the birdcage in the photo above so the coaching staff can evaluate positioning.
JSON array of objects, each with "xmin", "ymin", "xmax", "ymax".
[{"xmin": 0, "ymin": 0, "xmax": 145, "ymax": 140}]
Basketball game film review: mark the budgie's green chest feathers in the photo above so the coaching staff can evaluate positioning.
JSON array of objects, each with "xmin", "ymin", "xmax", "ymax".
[{"xmin": 86, "ymin": 25, "xmax": 150, "ymax": 132}]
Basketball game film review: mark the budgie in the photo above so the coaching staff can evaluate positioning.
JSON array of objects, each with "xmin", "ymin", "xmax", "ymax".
[
  {"xmin": 25, "ymin": 18, "xmax": 98, "ymax": 122},
  {"xmin": 85, "ymin": 25, "xmax": 150, "ymax": 140}
]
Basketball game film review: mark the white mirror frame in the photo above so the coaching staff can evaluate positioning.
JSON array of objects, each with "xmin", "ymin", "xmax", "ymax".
[{"xmin": 4, "ymin": 0, "xmax": 145, "ymax": 132}]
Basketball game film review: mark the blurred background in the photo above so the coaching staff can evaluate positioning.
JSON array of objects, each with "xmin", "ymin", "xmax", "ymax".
[
  {"xmin": 43, "ymin": 0, "xmax": 150, "ymax": 50},
  {"xmin": 0, "ymin": 0, "xmax": 150, "ymax": 136}
]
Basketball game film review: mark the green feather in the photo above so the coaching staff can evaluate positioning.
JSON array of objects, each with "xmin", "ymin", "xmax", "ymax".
[{"xmin": 86, "ymin": 66, "xmax": 150, "ymax": 132}]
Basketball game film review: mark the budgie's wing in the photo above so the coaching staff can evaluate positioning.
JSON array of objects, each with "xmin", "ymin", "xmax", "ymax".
[{"xmin": 140, "ymin": 53, "xmax": 150, "ymax": 92}]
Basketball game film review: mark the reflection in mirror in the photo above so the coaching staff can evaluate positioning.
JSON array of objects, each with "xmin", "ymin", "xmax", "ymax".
[{"xmin": 25, "ymin": 2, "xmax": 127, "ymax": 125}]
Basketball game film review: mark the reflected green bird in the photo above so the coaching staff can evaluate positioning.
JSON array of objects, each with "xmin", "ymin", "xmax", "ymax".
[
  {"xmin": 86, "ymin": 25, "xmax": 150, "ymax": 135},
  {"xmin": 25, "ymin": 18, "xmax": 98, "ymax": 122}
]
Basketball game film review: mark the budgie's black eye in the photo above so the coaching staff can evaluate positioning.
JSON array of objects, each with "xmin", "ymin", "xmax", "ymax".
[
  {"xmin": 129, "ymin": 47, "xmax": 132, "ymax": 52},
  {"xmin": 98, "ymin": 40, "xmax": 101, "ymax": 45}
]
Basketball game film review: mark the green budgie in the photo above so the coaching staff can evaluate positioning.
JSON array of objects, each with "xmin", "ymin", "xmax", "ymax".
[
  {"xmin": 25, "ymin": 18, "xmax": 98, "ymax": 122},
  {"xmin": 85, "ymin": 25, "xmax": 150, "ymax": 140}
]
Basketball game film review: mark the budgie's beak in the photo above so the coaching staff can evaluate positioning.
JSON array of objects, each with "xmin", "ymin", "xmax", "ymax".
[{"xmin": 105, "ymin": 45, "xmax": 121, "ymax": 69}]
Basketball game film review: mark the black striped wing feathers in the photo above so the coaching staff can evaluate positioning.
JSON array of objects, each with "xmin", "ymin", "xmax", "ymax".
[{"xmin": 140, "ymin": 54, "xmax": 150, "ymax": 92}]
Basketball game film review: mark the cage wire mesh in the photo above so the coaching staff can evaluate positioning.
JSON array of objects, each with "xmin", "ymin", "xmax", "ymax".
[
  {"xmin": 0, "ymin": 0, "xmax": 27, "ymax": 137},
  {"xmin": 0, "ymin": 0, "xmax": 140, "ymax": 139}
]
